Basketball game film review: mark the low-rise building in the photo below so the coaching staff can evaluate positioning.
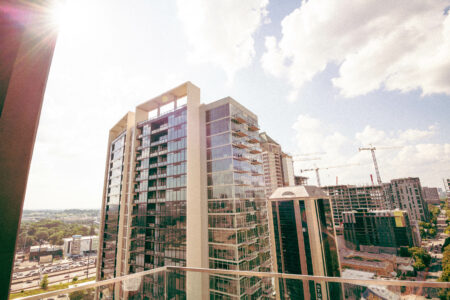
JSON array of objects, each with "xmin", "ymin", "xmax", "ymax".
[
  {"xmin": 29, "ymin": 245, "xmax": 63, "ymax": 261},
  {"xmin": 63, "ymin": 235, "xmax": 98, "ymax": 257}
]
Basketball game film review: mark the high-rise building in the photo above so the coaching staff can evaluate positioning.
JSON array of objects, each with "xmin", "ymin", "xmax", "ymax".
[
  {"xmin": 281, "ymin": 153, "xmax": 295, "ymax": 187},
  {"xmin": 268, "ymin": 186, "xmax": 342, "ymax": 300},
  {"xmin": 388, "ymin": 177, "xmax": 429, "ymax": 223},
  {"xmin": 97, "ymin": 82, "xmax": 273, "ymax": 299},
  {"xmin": 322, "ymin": 185, "xmax": 390, "ymax": 232},
  {"xmin": 422, "ymin": 187, "xmax": 441, "ymax": 205},
  {"xmin": 259, "ymin": 132, "xmax": 294, "ymax": 197},
  {"xmin": 342, "ymin": 209, "xmax": 417, "ymax": 252}
]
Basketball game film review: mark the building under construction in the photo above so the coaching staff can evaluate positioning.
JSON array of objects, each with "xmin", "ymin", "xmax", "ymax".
[{"xmin": 322, "ymin": 184, "xmax": 391, "ymax": 232}]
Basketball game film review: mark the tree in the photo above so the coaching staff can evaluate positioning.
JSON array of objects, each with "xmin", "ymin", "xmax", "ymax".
[
  {"xmin": 35, "ymin": 230, "xmax": 49, "ymax": 242},
  {"xmin": 69, "ymin": 289, "xmax": 94, "ymax": 300},
  {"xmin": 408, "ymin": 247, "xmax": 431, "ymax": 270},
  {"xmin": 72, "ymin": 276, "xmax": 78, "ymax": 282},
  {"xmin": 443, "ymin": 237, "xmax": 450, "ymax": 253},
  {"xmin": 413, "ymin": 259, "xmax": 426, "ymax": 271},
  {"xmin": 429, "ymin": 228, "xmax": 437, "ymax": 237},
  {"xmin": 40, "ymin": 275, "xmax": 49, "ymax": 290}
]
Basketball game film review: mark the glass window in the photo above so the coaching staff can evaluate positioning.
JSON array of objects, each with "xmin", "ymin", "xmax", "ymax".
[
  {"xmin": 208, "ymin": 171, "xmax": 233, "ymax": 186},
  {"xmin": 207, "ymin": 145, "xmax": 232, "ymax": 160},
  {"xmin": 206, "ymin": 118, "xmax": 230, "ymax": 136},
  {"xmin": 208, "ymin": 186, "xmax": 233, "ymax": 199},
  {"xmin": 206, "ymin": 104, "xmax": 229, "ymax": 122},
  {"xmin": 207, "ymin": 158, "xmax": 233, "ymax": 173},
  {"xmin": 207, "ymin": 132, "xmax": 230, "ymax": 148}
]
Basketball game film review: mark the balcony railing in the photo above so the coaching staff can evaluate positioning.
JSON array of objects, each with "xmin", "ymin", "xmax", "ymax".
[{"xmin": 14, "ymin": 266, "xmax": 450, "ymax": 300}]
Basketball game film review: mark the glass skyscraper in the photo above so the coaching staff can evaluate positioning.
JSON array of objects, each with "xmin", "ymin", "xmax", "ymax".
[
  {"xmin": 268, "ymin": 186, "xmax": 342, "ymax": 300},
  {"xmin": 97, "ymin": 82, "xmax": 273, "ymax": 299}
]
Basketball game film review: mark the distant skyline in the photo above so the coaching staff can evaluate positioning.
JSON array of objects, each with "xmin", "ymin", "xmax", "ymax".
[{"xmin": 25, "ymin": 0, "xmax": 450, "ymax": 209}]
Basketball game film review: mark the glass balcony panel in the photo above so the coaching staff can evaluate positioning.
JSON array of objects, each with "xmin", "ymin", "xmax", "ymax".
[{"xmin": 12, "ymin": 267, "xmax": 449, "ymax": 300}]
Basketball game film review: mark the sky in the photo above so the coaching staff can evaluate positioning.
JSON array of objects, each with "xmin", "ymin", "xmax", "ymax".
[{"xmin": 24, "ymin": 0, "xmax": 450, "ymax": 209}]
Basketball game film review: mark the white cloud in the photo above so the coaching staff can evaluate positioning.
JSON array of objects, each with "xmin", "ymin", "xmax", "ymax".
[
  {"xmin": 262, "ymin": 0, "xmax": 450, "ymax": 100},
  {"xmin": 177, "ymin": 0, "xmax": 269, "ymax": 81},
  {"xmin": 292, "ymin": 115, "xmax": 449, "ymax": 187}
]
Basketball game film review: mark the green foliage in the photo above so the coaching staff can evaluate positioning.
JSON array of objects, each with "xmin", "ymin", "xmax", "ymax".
[
  {"xmin": 16, "ymin": 219, "xmax": 97, "ymax": 249},
  {"xmin": 9, "ymin": 277, "xmax": 95, "ymax": 299},
  {"xmin": 40, "ymin": 275, "xmax": 49, "ymax": 290},
  {"xmin": 408, "ymin": 247, "xmax": 431, "ymax": 271},
  {"xmin": 443, "ymin": 237, "xmax": 450, "ymax": 253},
  {"xmin": 72, "ymin": 276, "xmax": 78, "ymax": 282},
  {"xmin": 440, "ymin": 245, "xmax": 450, "ymax": 282},
  {"xmin": 413, "ymin": 259, "xmax": 426, "ymax": 271},
  {"xmin": 69, "ymin": 289, "xmax": 95, "ymax": 300},
  {"xmin": 438, "ymin": 289, "xmax": 450, "ymax": 300}
]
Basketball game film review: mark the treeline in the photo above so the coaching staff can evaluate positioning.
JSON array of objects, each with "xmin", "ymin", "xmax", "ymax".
[
  {"xmin": 16, "ymin": 219, "xmax": 97, "ymax": 250},
  {"xmin": 419, "ymin": 205, "xmax": 440, "ymax": 239}
]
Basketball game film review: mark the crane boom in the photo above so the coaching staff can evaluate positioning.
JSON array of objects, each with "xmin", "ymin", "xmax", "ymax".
[
  {"xmin": 359, "ymin": 146, "xmax": 382, "ymax": 185},
  {"xmin": 299, "ymin": 163, "xmax": 361, "ymax": 187}
]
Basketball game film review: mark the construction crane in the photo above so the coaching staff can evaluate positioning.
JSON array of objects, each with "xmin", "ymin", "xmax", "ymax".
[
  {"xmin": 292, "ymin": 152, "xmax": 326, "ymax": 158},
  {"xmin": 358, "ymin": 145, "xmax": 403, "ymax": 185},
  {"xmin": 299, "ymin": 163, "xmax": 361, "ymax": 187}
]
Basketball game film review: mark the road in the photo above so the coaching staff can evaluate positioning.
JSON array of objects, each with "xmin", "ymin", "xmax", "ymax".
[{"xmin": 10, "ymin": 265, "xmax": 96, "ymax": 293}]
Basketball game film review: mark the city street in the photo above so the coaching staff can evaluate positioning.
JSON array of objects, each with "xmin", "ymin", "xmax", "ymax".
[{"xmin": 10, "ymin": 257, "xmax": 96, "ymax": 293}]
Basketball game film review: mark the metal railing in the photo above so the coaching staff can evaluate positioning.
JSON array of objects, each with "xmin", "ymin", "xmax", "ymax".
[{"xmin": 15, "ymin": 265, "xmax": 450, "ymax": 300}]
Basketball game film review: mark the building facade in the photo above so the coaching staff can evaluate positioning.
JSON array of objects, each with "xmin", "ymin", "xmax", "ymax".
[
  {"xmin": 268, "ymin": 186, "xmax": 342, "ymax": 300},
  {"xmin": 388, "ymin": 178, "xmax": 429, "ymax": 223},
  {"xmin": 294, "ymin": 176, "xmax": 309, "ymax": 186},
  {"xmin": 322, "ymin": 185, "xmax": 390, "ymax": 231},
  {"xmin": 63, "ymin": 235, "xmax": 98, "ymax": 257},
  {"xmin": 342, "ymin": 209, "xmax": 416, "ymax": 252},
  {"xmin": 281, "ymin": 153, "xmax": 295, "ymax": 187},
  {"xmin": 97, "ymin": 82, "xmax": 273, "ymax": 299},
  {"xmin": 259, "ymin": 132, "xmax": 294, "ymax": 197},
  {"xmin": 422, "ymin": 187, "xmax": 441, "ymax": 205}
]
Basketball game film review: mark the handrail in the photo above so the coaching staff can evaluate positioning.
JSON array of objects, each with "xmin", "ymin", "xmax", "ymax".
[
  {"xmin": 166, "ymin": 266, "xmax": 450, "ymax": 288},
  {"xmin": 17, "ymin": 265, "xmax": 450, "ymax": 299}
]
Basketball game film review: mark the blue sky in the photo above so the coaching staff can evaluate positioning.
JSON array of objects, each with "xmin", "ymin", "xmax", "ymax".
[{"xmin": 24, "ymin": 0, "xmax": 450, "ymax": 209}]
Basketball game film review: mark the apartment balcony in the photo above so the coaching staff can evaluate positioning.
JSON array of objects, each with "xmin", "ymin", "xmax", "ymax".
[
  {"xmin": 247, "ymin": 123, "xmax": 259, "ymax": 131},
  {"xmin": 232, "ymin": 140, "xmax": 248, "ymax": 149},
  {"xmin": 152, "ymin": 123, "xmax": 169, "ymax": 134},
  {"xmin": 16, "ymin": 266, "xmax": 448, "ymax": 300},
  {"xmin": 248, "ymin": 137, "xmax": 260, "ymax": 144},
  {"xmin": 232, "ymin": 128, "xmax": 248, "ymax": 137},
  {"xmin": 250, "ymin": 159, "xmax": 262, "ymax": 165},
  {"xmin": 151, "ymin": 137, "xmax": 168, "ymax": 146},
  {"xmin": 231, "ymin": 113, "xmax": 247, "ymax": 124},
  {"xmin": 249, "ymin": 147, "xmax": 262, "ymax": 154}
]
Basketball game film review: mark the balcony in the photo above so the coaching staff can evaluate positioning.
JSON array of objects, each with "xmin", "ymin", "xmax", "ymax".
[
  {"xmin": 247, "ymin": 123, "xmax": 259, "ymax": 131},
  {"xmin": 14, "ymin": 266, "xmax": 449, "ymax": 300},
  {"xmin": 249, "ymin": 147, "xmax": 262, "ymax": 154},
  {"xmin": 232, "ymin": 113, "xmax": 246, "ymax": 124}
]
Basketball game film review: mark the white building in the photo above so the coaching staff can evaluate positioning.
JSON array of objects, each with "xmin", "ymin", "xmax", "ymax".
[{"xmin": 63, "ymin": 235, "xmax": 98, "ymax": 257}]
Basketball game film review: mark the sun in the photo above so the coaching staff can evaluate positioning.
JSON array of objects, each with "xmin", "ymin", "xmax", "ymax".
[{"xmin": 49, "ymin": 0, "xmax": 69, "ymax": 28}]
